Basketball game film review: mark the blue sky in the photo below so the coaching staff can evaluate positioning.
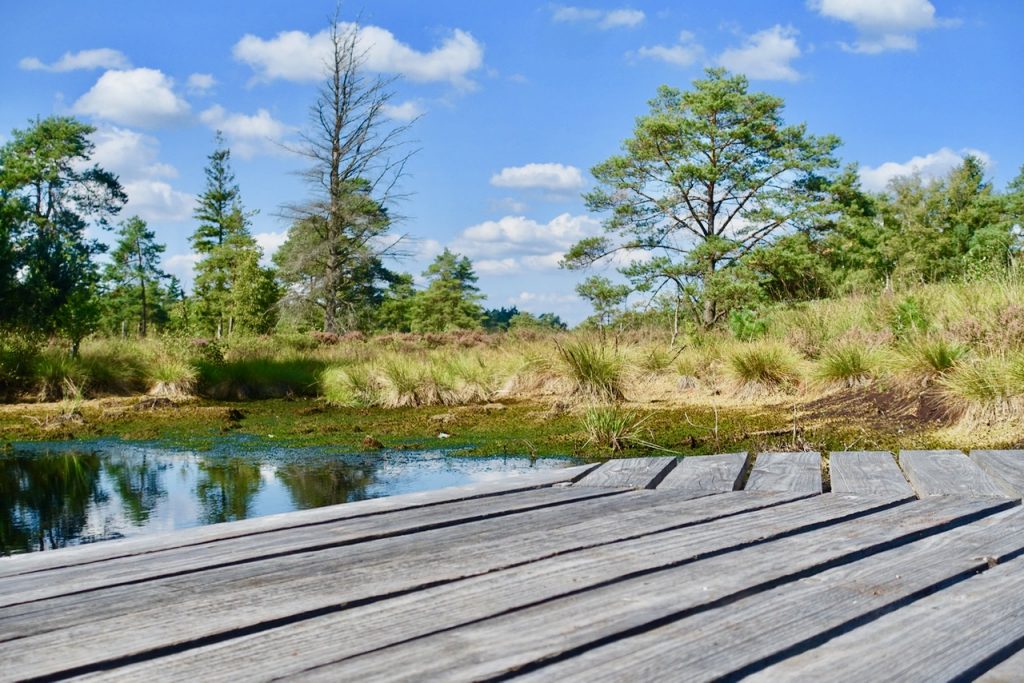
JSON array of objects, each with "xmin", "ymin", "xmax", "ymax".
[{"xmin": 2, "ymin": 1, "xmax": 1021, "ymax": 323}]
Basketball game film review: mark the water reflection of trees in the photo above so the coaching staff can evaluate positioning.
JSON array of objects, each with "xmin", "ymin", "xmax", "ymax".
[
  {"xmin": 195, "ymin": 458, "xmax": 264, "ymax": 524},
  {"xmin": 104, "ymin": 452, "xmax": 168, "ymax": 524},
  {"xmin": 276, "ymin": 460, "xmax": 375, "ymax": 509},
  {"xmin": 0, "ymin": 451, "xmax": 104, "ymax": 555}
]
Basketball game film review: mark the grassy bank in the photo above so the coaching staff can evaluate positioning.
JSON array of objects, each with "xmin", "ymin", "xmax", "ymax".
[{"xmin": 2, "ymin": 272, "xmax": 1024, "ymax": 453}]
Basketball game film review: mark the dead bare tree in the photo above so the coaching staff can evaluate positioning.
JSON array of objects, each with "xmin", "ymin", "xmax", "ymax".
[{"xmin": 277, "ymin": 15, "xmax": 417, "ymax": 333}]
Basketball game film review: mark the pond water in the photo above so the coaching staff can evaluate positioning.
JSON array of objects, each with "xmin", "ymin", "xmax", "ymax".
[{"xmin": 0, "ymin": 438, "xmax": 578, "ymax": 556}]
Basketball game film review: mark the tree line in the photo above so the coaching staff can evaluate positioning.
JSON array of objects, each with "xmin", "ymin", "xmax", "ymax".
[{"xmin": 2, "ymin": 22, "xmax": 1022, "ymax": 352}]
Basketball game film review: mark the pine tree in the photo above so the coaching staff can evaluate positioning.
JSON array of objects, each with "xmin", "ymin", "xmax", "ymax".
[
  {"xmin": 191, "ymin": 132, "xmax": 262, "ymax": 337},
  {"xmin": 102, "ymin": 216, "xmax": 170, "ymax": 336},
  {"xmin": 411, "ymin": 250, "xmax": 484, "ymax": 332}
]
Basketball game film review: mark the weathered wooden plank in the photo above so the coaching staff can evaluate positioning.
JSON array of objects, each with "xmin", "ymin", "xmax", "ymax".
[
  {"xmin": 0, "ymin": 490, "xmax": 812, "ymax": 679},
  {"xmin": 829, "ymin": 451, "xmax": 914, "ymax": 497},
  {"xmin": 972, "ymin": 450, "xmax": 1024, "ymax": 497},
  {"xmin": 978, "ymin": 648, "xmax": 1024, "ymax": 682},
  {"xmin": 573, "ymin": 456, "xmax": 677, "ymax": 489},
  {"xmin": 0, "ymin": 486, "xmax": 619, "ymax": 607},
  {"xmin": 48, "ymin": 493, "xmax": 890, "ymax": 683},
  {"xmin": 744, "ymin": 451, "xmax": 822, "ymax": 493},
  {"xmin": 0, "ymin": 463, "xmax": 597, "ymax": 579},
  {"xmin": 900, "ymin": 449, "xmax": 1011, "ymax": 498},
  {"xmin": 517, "ymin": 506, "xmax": 1024, "ymax": 681},
  {"xmin": 745, "ymin": 552, "xmax": 1024, "ymax": 681},
  {"xmin": 241, "ymin": 497, "xmax": 1008, "ymax": 683},
  {"xmin": 656, "ymin": 452, "xmax": 747, "ymax": 492}
]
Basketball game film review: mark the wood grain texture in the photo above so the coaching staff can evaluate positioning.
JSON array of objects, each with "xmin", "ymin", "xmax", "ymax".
[
  {"xmin": 900, "ymin": 450, "xmax": 1011, "ymax": 498},
  {"xmin": 972, "ymin": 450, "xmax": 1024, "ymax": 497},
  {"xmin": 0, "ymin": 463, "xmax": 597, "ymax": 579},
  {"xmin": 0, "ymin": 492, "xmax": 811, "ymax": 680},
  {"xmin": 64, "ymin": 493, "xmax": 841, "ymax": 683},
  {"xmin": 745, "ymin": 551, "xmax": 1024, "ymax": 682},
  {"xmin": 0, "ymin": 486, "xmax": 615, "ymax": 607},
  {"xmin": 516, "ymin": 506, "xmax": 1024, "ymax": 681},
  {"xmin": 573, "ymin": 456, "xmax": 677, "ymax": 489},
  {"xmin": 657, "ymin": 452, "xmax": 747, "ymax": 492},
  {"xmin": 745, "ymin": 452, "xmax": 822, "ymax": 493},
  {"xmin": 829, "ymin": 451, "xmax": 914, "ymax": 497},
  {"xmin": 283, "ymin": 497, "xmax": 1009, "ymax": 682}
]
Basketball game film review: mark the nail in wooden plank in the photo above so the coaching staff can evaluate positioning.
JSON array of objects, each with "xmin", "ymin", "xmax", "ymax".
[
  {"xmin": 971, "ymin": 450, "xmax": 1024, "ymax": 498},
  {"xmin": 900, "ymin": 450, "xmax": 1011, "ymax": 498},
  {"xmin": 745, "ymin": 452, "xmax": 822, "ymax": 494},
  {"xmin": 657, "ymin": 452, "xmax": 747, "ymax": 492},
  {"xmin": 830, "ymin": 451, "xmax": 914, "ymax": 497},
  {"xmin": 573, "ymin": 457, "xmax": 677, "ymax": 489}
]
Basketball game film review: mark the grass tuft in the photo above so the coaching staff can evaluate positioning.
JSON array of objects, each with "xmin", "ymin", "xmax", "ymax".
[{"xmin": 556, "ymin": 340, "xmax": 625, "ymax": 402}]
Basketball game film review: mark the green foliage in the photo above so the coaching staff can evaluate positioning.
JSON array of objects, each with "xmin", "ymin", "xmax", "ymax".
[
  {"xmin": 575, "ymin": 275, "xmax": 630, "ymax": 329},
  {"xmin": 556, "ymin": 340, "xmax": 625, "ymax": 401},
  {"xmin": 0, "ymin": 334, "xmax": 40, "ymax": 398},
  {"xmin": 728, "ymin": 343, "xmax": 800, "ymax": 390},
  {"xmin": 412, "ymin": 249, "xmax": 484, "ymax": 332},
  {"xmin": 889, "ymin": 296, "xmax": 930, "ymax": 339},
  {"xmin": 567, "ymin": 68, "xmax": 841, "ymax": 328},
  {"xmin": 0, "ymin": 116, "xmax": 125, "ymax": 347},
  {"xmin": 190, "ymin": 134, "xmax": 274, "ymax": 337},
  {"xmin": 376, "ymin": 273, "xmax": 417, "ymax": 332},
  {"xmin": 509, "ymin": 311, "xmax": 568, "ymax": 331},
  {"xmin": 102, "ymin": 216, "xmax": 171, "ymax": 337},
  {"xmin": 198, "ymin": 358, "xmax": 325, "ymax": 400},
  {"xmin": 728, "ymin": 308, "xmax": 768, "ymax": 341}
]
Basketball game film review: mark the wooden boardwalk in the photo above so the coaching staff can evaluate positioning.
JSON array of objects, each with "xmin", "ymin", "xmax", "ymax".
[{"xmin": 3, "ymin": 450, "xmax": 1024, "ymax": 681}]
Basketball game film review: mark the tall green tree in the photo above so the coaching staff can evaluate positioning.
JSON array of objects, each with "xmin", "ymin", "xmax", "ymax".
[
  {"xmin": 190, "ymin": 132, "xmax": 264, "ymax": 336},
  {"xmin": 102, "ymin": 216, "xmax": 170, "ymax": 336},
  {"xmin": 0, "ymin": 117, "xmax": 125, "ymax": 351},
  {"xmin": 412, "ymin": 249, "xmax": 484, "ymax": 332},
  {"xmin": 375, "ymin": 272, "xmax": 417, "ymax": 332},
  {"xmin": 279, "ymin": 15, "xmax": 414, "ymax": 334},
  {"xmin": 563, "ymin": 68, "xmax": 841, "ymax": 328}
]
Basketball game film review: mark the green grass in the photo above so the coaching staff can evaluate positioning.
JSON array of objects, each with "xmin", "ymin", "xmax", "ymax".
[
  {"xmin": 816, "ymin": 344, "xmax": 876, "ymax": 387},
  {"xmin": 556, "ymin": 340, "xmax": 624, "ymax": 402},
  {"xmin": 727, "ymin": 343, "xmax": 800, "ymax": 393},
  {"xmin": 198, "ymin": 358, "xmax": 326, "ymax": 400}
]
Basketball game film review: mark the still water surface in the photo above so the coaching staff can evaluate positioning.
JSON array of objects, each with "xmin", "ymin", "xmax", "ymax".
[{"xmin": 0, "ymin": 438, "xmax": 577, "ymax": 556}]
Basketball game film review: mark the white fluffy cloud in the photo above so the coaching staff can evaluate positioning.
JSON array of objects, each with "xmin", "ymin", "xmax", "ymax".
[
  {"xmin": 490, "ymin": 163, "xmax": 584, "ymax": 191},
  {"xmin": 450, "ymin": 213, "xmax": 601, "ymax": 275},
  {"xmin": 718, "ymin": 25, "xmax": 802, "ymax": 81},
  {"xmin": 633, "ymin": 31, "xmax": 704, "ymax": 67},
  {"xmin": 552, "ymin": 6, "xmax": 645, "ymax": 29},
  {"xmin": 19, "ymin": 48, "xmax": 130, "ymax": 72},
  {"xmin": 233, "ymin": 23, "xmax": 484, "ymax": 88},
  {"xmin": 187, "ymin": 73, "xmax": 217, "ymax": 94},
  {"xmin": 382, "ymin": 100, "xmax": 425, "ymax": 121},
  {"xmin": 199, "ymin": 105, "xmax": 292, "ymax": 158},
  {"xmin": 73, "ymin": 68, "xmax": 190, "ymax": 127},
  {"xmin": 809, "ymin": 0, "xmax": 950, "ymax": 53},
  {"xmin": 860, "ymin": 147, "xmax": 992, "ymax": 191},
  {"xmin": 87, "ymin": 126, "xmax": 195, "ymax": 223},
  {"xmin": 90, "ymin": 127, "xmax": 177, "ymax": 179},
  {"xmin": 122, "ymin": 180, "xmax": 196, "ymax": 223}
]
